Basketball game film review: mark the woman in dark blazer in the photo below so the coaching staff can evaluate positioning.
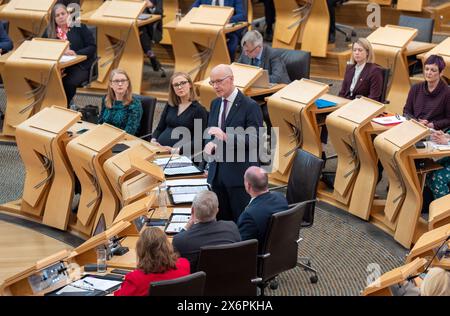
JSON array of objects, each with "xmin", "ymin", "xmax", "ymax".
[
  {"xmin": 339, "ymin": 38, "xmax": 383, "ymax": 102},
  {"xmin": 152, "ymin": 72, "xmax": 208, "ymax": 158},
  {"xmin": 44, "ymin": 3, "xmax": 97, "ymax": 106}
]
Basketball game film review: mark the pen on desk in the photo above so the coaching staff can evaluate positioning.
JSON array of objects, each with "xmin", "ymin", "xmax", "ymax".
[{"xmin": 83, "ymin": 279, "xmax": 94, "ymax": 287}]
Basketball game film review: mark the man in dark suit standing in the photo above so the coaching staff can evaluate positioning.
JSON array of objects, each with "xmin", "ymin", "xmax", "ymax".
[
  {"xmin": 237, "ymin": 166, "xmax": 288, "ymax": 252},
  {"xmin": 238, "ymin": 30, "xmax": 290, "ymax": 85},
  {"xmin": 204, "ymin": 64, "xmax": 263, "ymax": 222},
  {"xmin": 172, "ymin": 191, "xmax": 241, "ymax": 272}
]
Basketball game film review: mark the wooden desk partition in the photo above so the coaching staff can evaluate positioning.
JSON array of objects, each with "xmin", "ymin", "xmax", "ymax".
[
  {"xmin": 82, "ymin": 0, "xmax": 160, "ymax": 93},
  {"xmin": 373, "ymin": 120, "xmax": 430, "ymax": 248},
  {"xmin": 0, "ymin": 0, "xmax": 56, "ymax": 48},
  {"xmin": 66, "ymin": 124, "xmax": 126, "ymax": 237},
  {"xmin": 396, "ymin": 0, "xmax": 425, "ymax": 12},
  {"xmin": 80, "ymin": 0, "xmax": 104, "ymax": 13},
  {"xmin": 272, "ymin": 0, "xmax": 329, "ymax": 58},
  {"xmin": 406, "ymin": 224, "xmax": 450, "ymax": 268},
  {"xmin": 419, "ymin": 37, "xmax": 450, "ymax": 80},
  {"xmin": 167, "ymin": 5, "xmax": 233, "ymax": 82},
  {"xmin": 161, "ymin": 0, "xmax": 179, "ymax": 45},
  {"xmin": 267, "ymin": 79, "xmax": 329, "ymax": 183},
  {"xmin": 367, "ymin": 25, "xmax": 417, "ymax": 114},
  {"xmin": 8, "ymin": 107, "xmax": 81, "ymax": 230},
  {"xmin": 324, "ymin": 97, "xmax": 385, "ymax": 219},
  {"xmin": 362, "ymin": 257, "xmax": 427, "ymax": 296},
  {"xmin": 1, "ymin": 39, "xmax": 70, "ymax": 139}
]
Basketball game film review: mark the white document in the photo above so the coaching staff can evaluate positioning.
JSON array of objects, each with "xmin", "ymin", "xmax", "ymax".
[
  {"xmin": 165, "ymin": 222, "xmax": 187, "ymax": 233},
  {"xmin": 165, "ymin": 178, "xmax": 208, "ymax": 187},
  {"xmin": 71, "ymin": 277, "xmax": 121, "ymax": 292},
  {"xmin": 154, "ymin": 156, "xmax": 192, "ymax": 166},
  {"xmin": 171, "ymin": 215, "xmax": 191, "ymax": 222},
  {"xmin": 56, "ymin": 284, "xmax": 89, "ymax": 295},
  {"xmin": 164, "ymin": 166, "xmax": 200, "ymax": 176},
  {"xmin": 169, "ymin": 185, "xmax": 209, "ymax": 195},
  {"xmin": 172, "ymin": 193, "xmax": 197, "ymax": 204},
  {"xmin": 172, "ymin": 208, "xmax": 192, "ymax": 215},
  {"xmin": 372, "ymin": 115, "xmax": 407, "ymax": 125},
  {"xmin": 60, "ymin": 55, "xmax": 77, "ymax": 63}
]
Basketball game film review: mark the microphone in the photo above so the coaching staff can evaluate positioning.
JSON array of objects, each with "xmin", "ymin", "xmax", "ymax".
[
  {"xmin": 110, "ymin": 235, "xmax": 126, "ymax": 244},
  {"xmin": 406, "ymin": 234, "xmax": 450, "ymax": 281}
]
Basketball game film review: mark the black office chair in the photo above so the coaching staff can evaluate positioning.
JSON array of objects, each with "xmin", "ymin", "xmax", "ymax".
[
  {"xmin": 335, "ymin": 0, "xmax": 356, "ymax": 42},
  {"xmin": 398, "ymin": 15, "xmax": 434, "ymax": 75},
  {"xmin": 80, "ymin": 25, "xmax": 99, "ymax": 88},
  {"xmin": 135, "ymin": 95, "xmax": 157, "ymax": 141},
  {"xmin": 197, "ymin": 239, "xmax": 260, "ymax": 296},
  {"xmin": 148, "ymin": 271, "xmax": 206, "ymax": 296},
  {"xmin": 257, "ymin": 201, "xmax": 317, "ymax": 296},
  {"xmin": 272, "ymin": 148, "xmax": 324, "ymax": 227},
  {"xmin": 272, "ymin": 48, "xmax": 311, "ymax": 82},
  {"xmin": 379, "ymin": 66, "xmax": 391, "ymax": 105}
]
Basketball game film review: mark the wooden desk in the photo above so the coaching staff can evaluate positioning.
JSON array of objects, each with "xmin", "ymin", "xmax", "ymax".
[
  {"xmin": 81, "ymin": 0, "xmax": 161, "ymax": 93},
  {"xmin": 405, "ymin": 41, "xmax": 436, "ymax": 57},
  {"xmin": 367, "ymin": 25, "xmax": 417, "ymax": 115},
  {"xmin": 0, "ymin": 39, "xmax": 86, "ymax": 140},
  {"xmin": 319, "ymin": 97, "xmax": 385, "ymax": 219},
  {"xmin": 166, "ymin": 6, "xmax": 234, "ymax": 82},
  {"xmin": 272, "ymin": 0, "xmax": 329, "ymax": 58},
  {"xmin": 417, "ymin": 37, "xmax": 450, "ymax": 80},
  {"xmin": 0, "ymin": 0, "xmax": 56, "ymax": 48}
]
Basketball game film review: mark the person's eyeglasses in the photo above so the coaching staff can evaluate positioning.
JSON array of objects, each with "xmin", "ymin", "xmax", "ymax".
[
  {"xmin": 244, "ymin": 45, "xmax": 261, "ymax": 55},
  {"xmin": 111, "ymin": 79, "xmax": 128, "ymax": 85},
  {"xmin": 172, "ymin": 80, "xmax": 189, "ymax": 88},
  {"xmin": 209, "ymin": 76, "xmax": 230, "ymax": 86}
]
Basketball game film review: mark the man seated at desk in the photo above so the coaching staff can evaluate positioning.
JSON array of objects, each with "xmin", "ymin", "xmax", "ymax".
[
  {"xmin": 237, "ymin": 30, "xmax": 289, "ymax": 140},
  {"xmin": 0, "ymin": 22, "xmax": 13, "ymax": 55},
  {"xmin": 191, "ymin": 0, "xmax": 247, "ymax": 60},
  {"xmin": 237, "ymin": 166, "xmax": 288, "ymax": 253},
  {"xmin": 172, "ymin": 191, "xmax": 241, "ymax": 272},
  {"xmin": 403, "ymin": 55, "xmax": 450, "ymax": 130}
]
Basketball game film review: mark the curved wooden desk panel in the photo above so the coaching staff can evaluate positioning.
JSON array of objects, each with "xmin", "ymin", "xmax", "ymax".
[
  {"xmin": 299, "ymin": 0, "xmax": 329, "ymax": 58},
  {"xmin": 66, "ymin": 124, "xmax": 126, "ymax": 234},
  {"xmin": 272, "ymin": 0, "xmax": 303, "ymax": 49}
]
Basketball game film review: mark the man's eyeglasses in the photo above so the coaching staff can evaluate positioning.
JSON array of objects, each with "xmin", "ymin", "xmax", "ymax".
[
  {"xmin": 209, "ymin": 76, "xmax": 231, "ymax": 86},
  {"xmin": 244, "ymin": 45, "xmax": 261, "ymax": 55},
  {"xmin": 111, "ymin": 79, "xmax": 129, "ymax": 85},
  {"xmin": 172, "ymin": 80, "xmax": 189, "ymax": 88}
]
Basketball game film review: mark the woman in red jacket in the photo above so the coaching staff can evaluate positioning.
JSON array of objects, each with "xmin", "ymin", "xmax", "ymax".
[{"xmin": 114, "ymin": 227, "xmax": 190, "ymax": 296}]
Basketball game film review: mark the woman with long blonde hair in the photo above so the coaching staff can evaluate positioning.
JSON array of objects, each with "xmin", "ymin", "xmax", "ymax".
[{"xmin": 98, "ymin": 69, "xmax": 143, "ymax": 135}]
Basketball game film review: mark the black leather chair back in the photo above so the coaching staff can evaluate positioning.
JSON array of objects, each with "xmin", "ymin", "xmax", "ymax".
[
  {"xmin": 258, "ymin": 202, "xmax": 307, "ymax": 282},
  {"xmin": 149, "ymin": 271, "xmax": 206, "ymax": 296},
  {"xmin": 286, "ymin": 149, "xmax": 324, "ymax": 227},
  {"xmin": 272, "ymin": 48, "xmax": 311, "ymax": 81},
  {"xmin": 379, "ymin": 67, "xmax": 390, "ymax": 104},
  {"xmin": 81, "ymin": 25, "xmax": 98, "ymax": 87},
  {"xmin": 135, "ymin": 95, "xmax": 157, "ymax": 141},
  {"xmin": 197, "ymin": 239, "xmax": 258, "ymax": 296},
  {"xmin": 398, "ymin": 15, "xmax": 434, "ymax": 43}
]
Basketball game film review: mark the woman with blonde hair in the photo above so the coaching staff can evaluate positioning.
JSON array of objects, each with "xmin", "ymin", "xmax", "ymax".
[
  {"xmin": 420, "ymin": 267, "xmax": 450, "ymax": 296},
  {"xmin": 114, "ymin": 227, "xmax": 190, "ymax": 296},
  {"xmin": 98, "ymin": 69, "xmax": 143, "ymax": 135},
  {"xmin": 152, "ymin": 72, "xmax": 208, "ymax": 156},
  {"xmin": 339, "ymin": 38, "xmax": 384, "ymax": 102}
]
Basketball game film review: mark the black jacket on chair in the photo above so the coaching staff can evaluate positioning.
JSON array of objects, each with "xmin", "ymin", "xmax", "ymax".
[{"xmin": 43, "ymin": 24, "xmax": 96, "ymax": 71}]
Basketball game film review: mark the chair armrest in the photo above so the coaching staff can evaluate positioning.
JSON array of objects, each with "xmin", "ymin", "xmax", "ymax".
[
  {"xmin": 251, "ymin": 277, "xmax": 263, "ymax": 284},
  {"xmin": 287, "ymin": 199, "xmax": 316, "ymax": 209},
  {"xmin": 269, "ymin": 185, "xmax": 287, "ymax": 192},
  {"xmin": 257, "ymin": 253, "xmax": 271, "ymax": 259}
]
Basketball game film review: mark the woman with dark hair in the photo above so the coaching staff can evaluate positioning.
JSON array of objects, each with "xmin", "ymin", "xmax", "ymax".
[
  {"xmin": 43, "ymin": 3, "xmax": 96, "ymax": 106},
  {"xmin": 339, "ymin": 38, "xmax": 384, "ymax": 102},
  {"xmin": 98, "ymin": 69, "xmax": 143, "ymax": 135},
  {"xmin": 114, "ymin": 227, "xmax": 190, "ymax": 296},
  {"xmin": 403, "ymin": 54, "xmax": 450, "ymax": 130},
  {"xmin": 152, "ymin": 72, "xmax": 208, "ymax": 156}
]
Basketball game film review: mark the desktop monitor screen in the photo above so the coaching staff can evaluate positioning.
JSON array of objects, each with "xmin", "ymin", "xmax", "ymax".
[{"xmin": 93, "ymin": 214, "xmax": 106, "ymax": 236}]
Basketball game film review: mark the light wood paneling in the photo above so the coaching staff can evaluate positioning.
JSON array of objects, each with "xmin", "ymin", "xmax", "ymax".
[{"xmin": 0, "ymin": 221, "xmax": 71, "ymax": 284}]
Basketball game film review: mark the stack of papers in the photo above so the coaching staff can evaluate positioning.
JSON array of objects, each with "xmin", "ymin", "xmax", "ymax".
[
  {"xmin": 154, "ymin": 156, "xmax": 201, "ymax": 176},
  {"xmin": 165, "ymin": 209, "xmax": 191, "ymax": 234},
  {"xmin": 428, "ymin": 141, "xmax": 450, "ymax": 151},
  {"xmin": 168, "ymin": 185, "xmax": 210, "ymax": 204},
  {"xmin": 54, "ymin": 276, "xmax": 122, "ymax": 296},
  {"xmin": 372, "ymin": 115, "xmax": 407, "ymax": 126}
]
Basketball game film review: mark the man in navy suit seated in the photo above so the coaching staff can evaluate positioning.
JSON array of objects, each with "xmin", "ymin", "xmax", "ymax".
[
  {"xmin": 204, "ymin": 64, "xmax": 263, "ymax": 222},
  {"xmin": 0, "ymin": 22, "xmax": 12, "ymax": 55},
  {"xmin": 237, "ymin": 166, "xmax": 288, "ymax": 252},
  {"xmin": 191, "ymin": 0, "xmax": 247, "ymax": 60}
]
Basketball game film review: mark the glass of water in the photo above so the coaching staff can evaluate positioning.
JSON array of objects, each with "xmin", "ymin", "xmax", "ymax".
[{"xmin": 96, "ymin": 247, "xmax": 107, "ymax": 273}]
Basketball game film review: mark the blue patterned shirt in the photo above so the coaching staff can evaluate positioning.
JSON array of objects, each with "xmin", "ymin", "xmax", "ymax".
[{"xmin": 98, "ymin": 96, "xmax": 143, "ymax": 135}]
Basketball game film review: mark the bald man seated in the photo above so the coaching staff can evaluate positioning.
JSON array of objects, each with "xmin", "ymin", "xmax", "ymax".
[{"xmin": 237, "ymin": 166, "xmax": 288, "ymax": 253}]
